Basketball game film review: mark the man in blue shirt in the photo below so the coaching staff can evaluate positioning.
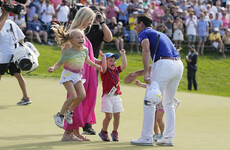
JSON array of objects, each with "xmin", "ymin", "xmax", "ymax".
[
  {"xmin": 124, "ymin": 13, "xmax": 184, "ymax": 146},
  {"xmin": 26, "ymin": 14, "xmax": 48, "ymax": 44},
  {"xmin": 197, "ymin": 13, "xmax": 209, "ymax": 55}
]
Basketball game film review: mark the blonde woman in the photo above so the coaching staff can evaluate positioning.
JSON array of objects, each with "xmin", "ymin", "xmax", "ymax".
[{"xmin": 60, "ymin": 7, "xmax": 101, "ymax": 141}]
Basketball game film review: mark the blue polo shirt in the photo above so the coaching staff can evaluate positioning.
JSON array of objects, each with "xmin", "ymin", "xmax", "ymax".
[{"xmin": 138, "ymin": 28, "xmax": 179, "ymax": 62}]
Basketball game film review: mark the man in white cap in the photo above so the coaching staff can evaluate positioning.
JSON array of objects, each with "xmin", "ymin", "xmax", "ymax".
[{"xmin": 209, "ymin": 27, "xmax": 226, "ymax": 57}]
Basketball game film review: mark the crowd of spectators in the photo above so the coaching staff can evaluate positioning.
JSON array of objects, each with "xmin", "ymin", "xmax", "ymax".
[{"xmin": 5, "ymin": 0, "xmax": 230, "ymax": 57}]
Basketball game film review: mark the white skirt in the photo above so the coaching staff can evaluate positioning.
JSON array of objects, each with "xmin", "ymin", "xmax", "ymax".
[
  {"xmin": 173, "ymin": 29, "xmax": 184, "ymax": 41},
  {"xmin": 59, "ymin": 69, "xmax": 83, "ymax": 85}
]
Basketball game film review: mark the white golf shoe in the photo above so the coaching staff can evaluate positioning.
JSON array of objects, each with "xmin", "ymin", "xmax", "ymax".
[
  {"xmin": 156, "ymin": 137, "xmax": 174, "ymax": 146},
  {"xmin": 131, "ymin": 137, "xmax": 153, "ymax": 146}
]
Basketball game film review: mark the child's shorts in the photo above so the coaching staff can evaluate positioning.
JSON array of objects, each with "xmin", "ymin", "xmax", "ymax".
[
  {"xmin": 101, "ymin": 94, "xmax": 124, "ymax": 113},
  {"xmin": 156, "ymin": 100, "xmax": 164, "ymax": 112},
  {"xmin": 59, "ymin": 69, "xmax": 83, "ymax": 85}
]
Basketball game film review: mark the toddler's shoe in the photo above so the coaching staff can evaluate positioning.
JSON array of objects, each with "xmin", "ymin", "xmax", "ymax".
[
  {"xmin": 98, "ymin": 129, "xmax": 110, "ymax": 141},
  {"xmin": 54, "ymin": 113, "xmax": 64, "ymax": 128},
  {"xmin": 153, "ymin": 134, "xmax": 162, "ymax": 141},
  {"xmin": 64, "ymin": 110, "xmax": 73, "ymax": 124},
  {"xmin": 111, "ymin": 131, "xmax": 119, "ymax": 141},
  {"xmin": 156, "ymin": 137, "xmax": 174, "ymax": 146},
  {"xmin": 131, "ymin": 137, "xmax": 153, "ymax": 146},
  {"xmin": 17, "ymin": 97, "xmax": 31, "ymax": 105}
]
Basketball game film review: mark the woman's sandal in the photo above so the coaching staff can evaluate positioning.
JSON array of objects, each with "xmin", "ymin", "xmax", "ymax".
[
  {"xmin": 61, "ymin": 133, "xmax": 83, "ymax": 142},
  {"xmin": 76, "ymin": 134, "xmax": 91, "ymax": 141}
]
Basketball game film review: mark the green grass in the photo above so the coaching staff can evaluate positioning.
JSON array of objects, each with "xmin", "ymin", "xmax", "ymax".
[{"xmin": 22, "ymin": 44, "xmax": 230, "ymax": 97}]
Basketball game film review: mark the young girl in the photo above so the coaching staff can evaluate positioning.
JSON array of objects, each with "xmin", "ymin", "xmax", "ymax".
[
  {"xmin": 48, "ymin": 25, "xmax": 102, "ymax": 129},
  {"xmin": 98, "ymin": 49, "xmax": 127, "ymax": 142},
  {"xmin": 173, "ymin": 17, "xmax": 184, "ymax": 51},
  {"xmin": 135, "ymin": 80, "xmax": 180, "ymax": 141}
]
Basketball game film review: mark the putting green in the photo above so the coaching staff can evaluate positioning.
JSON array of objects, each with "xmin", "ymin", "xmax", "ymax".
[{"xmin": 0, "ymin": 77, "xmax": 230, "ymax": 150}]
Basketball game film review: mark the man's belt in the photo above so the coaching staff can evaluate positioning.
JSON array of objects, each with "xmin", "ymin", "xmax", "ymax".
[{"xmin": 155, "ymin": 57, "xmax": 180, "ymax": 62}]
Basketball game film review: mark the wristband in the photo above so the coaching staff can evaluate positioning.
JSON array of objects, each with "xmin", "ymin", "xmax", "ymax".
[{"xmin": 100, "ymin": 21, "xmax": 105, "ymax": 25}]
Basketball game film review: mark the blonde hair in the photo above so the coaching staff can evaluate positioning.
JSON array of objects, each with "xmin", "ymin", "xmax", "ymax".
[
  {"xmin": 70, "ymin": 7, "xmax": 96, "ymax": 30},
  {"xmin": 51, "ymin": 23, "xmax": 84, "ymax": 46}
]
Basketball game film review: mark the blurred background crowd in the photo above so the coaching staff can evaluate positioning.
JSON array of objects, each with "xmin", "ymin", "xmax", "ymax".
[{"xmin": 2, "ymin": 0, "xmax": 230, "ymax": 56}]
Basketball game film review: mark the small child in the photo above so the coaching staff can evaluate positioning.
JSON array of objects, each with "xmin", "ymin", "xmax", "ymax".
[
  {"xmin": 173, "ymin": 17, "xmax": 184, "ymax": 51},
  {"xmin": 48, "ymin": 24, "xmax": 102, "ymax": 128},
  {"xmin": 135, "ymin": 79, "xmax": 180, "ymax": 141},
  {"xmin": 98, "ymin": 49, "xmax": 127, "ymax": 142}
]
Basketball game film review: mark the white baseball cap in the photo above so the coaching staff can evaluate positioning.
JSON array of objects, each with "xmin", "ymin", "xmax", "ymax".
[
  {"xmin": 145, "ymin": 81, "xmax": 162, "ymax": 105},
  {"xmin": 214, "ymin": 27, "xmax": 219, "ymax": 32},
  {"xmin": 118, "ymin": 21, "xmax": 123, "ymax": 26}
]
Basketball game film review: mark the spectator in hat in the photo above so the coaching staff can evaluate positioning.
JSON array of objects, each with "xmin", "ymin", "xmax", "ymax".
[
  {"xmin": 209, "ymin": 27, "xmax": 226, "ymax": 57},
  {"xmin": 186, "ymin": 45, "xmax": 198, "ymax": 91}
]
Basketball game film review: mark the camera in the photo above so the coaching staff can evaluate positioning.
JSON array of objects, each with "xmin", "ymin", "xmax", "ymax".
[
  {"xmin": 0, "ymin": 0, "xmax": 25, "ymax": 14},
  {"xmin": 69, "ymin": 2, "xmax": 84, "ymax": 21}
]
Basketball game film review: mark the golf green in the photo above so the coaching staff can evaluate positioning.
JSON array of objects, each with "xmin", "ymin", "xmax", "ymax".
[{"xmin": 0, "ymin": 77, "xmax": 229, "ymax": 150}]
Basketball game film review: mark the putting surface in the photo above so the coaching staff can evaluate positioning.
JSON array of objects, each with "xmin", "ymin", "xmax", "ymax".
[{"xmin": 0, "ymin": 77, "xmax": 230, "ymax": 150}]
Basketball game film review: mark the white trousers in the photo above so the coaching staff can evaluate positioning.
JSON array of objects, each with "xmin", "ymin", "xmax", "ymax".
[{"xmin": 141, "ymin": 59, "xmax": 184, "ymax": 139}]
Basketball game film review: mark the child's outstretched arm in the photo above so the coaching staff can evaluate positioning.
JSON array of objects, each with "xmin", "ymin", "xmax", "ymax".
[
  {"xmin": 99, "ymin": 50, "xmax": 107, "ymax": 73},
  {"xmin": 135, "ymin": 80, "xmax": 147, "ymax": 88},
  {"xmin": 85, "ymin": 58, "xmax": 102, "ymax": 72},
  {"xmin": 48, "ymin": 62, "xmax": 62, "ymax": 72},
  {"xmin": 120, "ymin": 49, "xmax": 127, "ymax": 71}
]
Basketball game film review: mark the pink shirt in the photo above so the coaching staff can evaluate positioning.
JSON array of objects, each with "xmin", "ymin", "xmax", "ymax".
[
  {"xmin": 152, "ymin": 7, "xmax": 164, "ymax": 23},
  {"xmin": 106, "ymin": 6, "xmax": 119, "ymax": 19},
  {"xmin": 221, "ymin": 17, "xmax": 229, "ymax": 28}
]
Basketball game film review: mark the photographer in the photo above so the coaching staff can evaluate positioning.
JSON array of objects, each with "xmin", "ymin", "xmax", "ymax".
[
  {"xmin": 86, "ymin": 5, "xmax": 112, "ymax": 59},
  {"xmin": 186, "ymin": 45, "xmax": 198, "ymax": 91},
  {"xmin": 56, "ymin": 0, "xmax": 69, "ymax": 26},
  {"xmin": 0, "ymin": 5, "xmax": 31, "ymax": 105}
]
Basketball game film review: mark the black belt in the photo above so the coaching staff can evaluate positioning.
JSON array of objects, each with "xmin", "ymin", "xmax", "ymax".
[{"xmin": 155, "ymin": 57, "xmax": 180, "ymax": 62}]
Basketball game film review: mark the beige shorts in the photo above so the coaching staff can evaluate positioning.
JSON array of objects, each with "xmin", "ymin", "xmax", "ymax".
[
  {"xmin": 59, "ymin": 69, "xmax": 83, "ymax": 85},
  {"xmin": 101, "ymin": 94, "xmax": 124, "ymax": 113}
]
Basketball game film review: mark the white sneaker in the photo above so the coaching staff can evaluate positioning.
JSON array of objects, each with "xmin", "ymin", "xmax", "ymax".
[
  {"xmin": 64, "ymin": 110, "xmax": 73, "ymax": 124},
  {"xmin": 131, "ymin": 137, "xmax": 153, "ymax": 146},
  {"xmin": 153, "ymin": 134, "xmax": 162, "ymax": 141},
  {"xmin": 157, "ymin": 137, "xmax": 174, "ymax": 146},
  {"xmin": 54, "ymin": 113, "xmax": 64, "ymax": 128}
]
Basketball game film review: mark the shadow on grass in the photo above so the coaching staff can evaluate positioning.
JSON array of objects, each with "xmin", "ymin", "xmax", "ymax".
[
  {"xmin": 0, "ymin": 134, "xmax": 170, "ymax": 150},
  {"xmin": 0, "ymin": 105, "xmax": 19, "ymax": 110}
]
